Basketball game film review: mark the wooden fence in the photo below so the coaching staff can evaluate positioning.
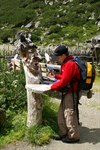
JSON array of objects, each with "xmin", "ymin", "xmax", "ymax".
[{"xmin": 0, "ymin": 49, "xmax": 14, "ymax": 71}]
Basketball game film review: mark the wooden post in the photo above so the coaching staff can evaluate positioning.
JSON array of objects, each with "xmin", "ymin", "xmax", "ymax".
[
  {"xmin": 16, "ymin": 30, "xmax": 42, "ymax": 127},
  {"xmin": 24, "ymin": 66, "xmax": 42, "ymax": 127}
]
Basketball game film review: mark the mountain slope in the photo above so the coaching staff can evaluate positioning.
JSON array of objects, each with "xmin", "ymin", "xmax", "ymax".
[{"xmin": 0, "ymin": 0, "xmax": 100, "ymax": 45}]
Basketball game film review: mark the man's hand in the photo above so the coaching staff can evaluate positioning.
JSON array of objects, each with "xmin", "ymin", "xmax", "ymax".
[{"xmin": 48, "ymin": 73, "xmax": 55, "ymax": 78}]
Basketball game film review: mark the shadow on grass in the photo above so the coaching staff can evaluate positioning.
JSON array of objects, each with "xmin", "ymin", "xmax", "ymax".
[
  {"xmin": 0, "ymin": 114, "xmax": 14, "ymax": 136},
  {"xmin": 42, "ymin": 105, "xmax": 58, "ymax": 134}
]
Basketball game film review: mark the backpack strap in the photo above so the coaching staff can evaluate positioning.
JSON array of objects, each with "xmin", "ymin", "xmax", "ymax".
[{"xmin": 71, "ymin": 83, "xmax": 75, "ymax": 111}]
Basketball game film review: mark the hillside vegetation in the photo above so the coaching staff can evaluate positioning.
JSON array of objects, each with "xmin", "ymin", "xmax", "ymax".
[
  {"xmin": 0, "ymin": 0, "xmax": 100, "ymax": 45},
  {"xmin": 0, "ymin": 1, "xmax": 100, "ymax": 147}
]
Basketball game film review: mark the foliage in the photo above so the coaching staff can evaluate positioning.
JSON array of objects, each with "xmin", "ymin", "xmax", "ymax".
[
  {"xmin": 0, "ymin": 0, "xmax": 100, "ymax": 45},
  {"xmin": 0, "ymin": 60, "xmax": 27, "ymax": 112},
  {"xmin": 0, "ymin": 29, "xmax": 17, "ymax": 43},
  {"xmin": 49, "ymin": 25, "xmax": 61, "ymax": 35},
  {"xmin": 26, "ymin": 125, "xmax": 53, "ymax": 145},
  {"xmin": 0, "ymin": 111, "xmax": 27, "ymax": 148}
]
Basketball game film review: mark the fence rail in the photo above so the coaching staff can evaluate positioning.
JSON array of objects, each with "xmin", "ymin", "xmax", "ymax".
[{"xmin": 0, "ymin": 55, "xmax": 14, "ymax": 58}]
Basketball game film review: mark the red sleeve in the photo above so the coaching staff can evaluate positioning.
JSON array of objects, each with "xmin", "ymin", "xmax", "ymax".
[
  {"xmin": 55, "ymin": 74, "xmax": 62, "ymax": 79},
  {"xmin": 51, "ymin": 61, "xmax": 78, "ymax": 90},
  {"xmin": 55, "ymin": 66, "xmax": 62, "ymax": 79}
]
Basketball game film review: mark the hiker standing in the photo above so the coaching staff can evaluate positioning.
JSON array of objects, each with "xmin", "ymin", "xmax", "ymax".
[{"xmin": 48, "ymin": 45, "xmax": 81, "ymax": 143}]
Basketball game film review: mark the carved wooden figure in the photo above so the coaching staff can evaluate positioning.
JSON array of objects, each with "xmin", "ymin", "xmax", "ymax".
[{"xmin": 16, "ymin": 31, "xmax": 42, "ymax": 127}]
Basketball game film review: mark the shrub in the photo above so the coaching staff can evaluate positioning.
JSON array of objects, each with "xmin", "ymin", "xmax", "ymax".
[
  {"xmin": 0, "ymin": 60, "xmax": 27, "ymax": 112},
  {"xmin": 31, "ymin": 33, "xmax": 41, "ymax": 42},
  {"xmin": 49, "ymin": 25, "xmax": 61, "ymax": 34},
  {"xmin": 0, "ymin": 29, "xmax": 17, "ymax": 43}
]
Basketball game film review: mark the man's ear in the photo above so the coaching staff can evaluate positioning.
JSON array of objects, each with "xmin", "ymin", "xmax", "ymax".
[{"xmin": 63, "ymin": 53, "xmax": 68, "ymax": 57}]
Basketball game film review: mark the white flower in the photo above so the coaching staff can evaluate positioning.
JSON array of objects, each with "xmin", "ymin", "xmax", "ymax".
[
  {"xmin": 0, "ymin": 81, "xmax": 4, "ymax": 85},
  {"xmin": 57, "ymin": 14, "xmax": 60, "ymax": 18},
  {"xmin": 12, "ymin": 80, "xmax": 18, "ymax": 87}
]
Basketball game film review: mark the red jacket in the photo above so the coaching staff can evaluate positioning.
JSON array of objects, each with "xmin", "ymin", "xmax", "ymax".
[{"xmin": 50, "ymin": 55, "xmax": 80, "ymax": 93}]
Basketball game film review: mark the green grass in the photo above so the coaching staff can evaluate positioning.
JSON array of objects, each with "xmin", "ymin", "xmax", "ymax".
[
  {"xmin": 26, "ymin": 125, "xmax": 53, "ymax": 145},
  {"xmin": 0, "ymin": 111, "xmax": 27, "ymax": 148},
  {"xmin": 0, "ymin": 94, "xmax": 59, "ymax": 148}
]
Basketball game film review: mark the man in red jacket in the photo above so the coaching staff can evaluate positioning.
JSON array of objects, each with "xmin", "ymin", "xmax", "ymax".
[{"xmin": 48, "ymin": 45, "xmax": 81, "ymax": 143}]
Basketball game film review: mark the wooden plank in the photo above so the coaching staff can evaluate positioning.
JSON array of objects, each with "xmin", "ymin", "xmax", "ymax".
[
  {"xmin": 40, "ymin": 63, "xmax": 60, "ymax": 70},
  {"xmin": 25, "ymin": 84, "xmax": 50, "ymax": 94}
]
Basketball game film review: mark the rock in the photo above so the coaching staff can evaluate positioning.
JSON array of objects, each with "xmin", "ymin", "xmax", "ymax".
[{"xmin": 25, "ymin": 21, "xmax": 33, "ymax": 28}]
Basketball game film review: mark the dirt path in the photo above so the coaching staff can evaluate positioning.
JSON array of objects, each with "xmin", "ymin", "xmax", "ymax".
[{"xmin": 1, "ymin": 91, "xmax": 100, "ymax": 150}]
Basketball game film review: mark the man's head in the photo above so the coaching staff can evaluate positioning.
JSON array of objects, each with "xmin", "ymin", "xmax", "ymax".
[{"xmin": 52, "ymin": 45, "xmax": 69, "ymax": 63}]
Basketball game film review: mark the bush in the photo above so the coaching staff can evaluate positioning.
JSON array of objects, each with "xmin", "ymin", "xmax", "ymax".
[
  {"xmin": 48, "ymin": 25, "xmax": 61, "ymax": 35},
  {"xmin": 0, "ymin": 61, "xmax": 27, "ymax": 112},
  {"xmin": 31, "ymin": 33, "xmax": 41, "ymax": 42},
  {"xmin": 0, "ymin": 29, "xmax": 17, "ymax": 43},
  {"xmin": 62, "ymin": 25, "xmax": 83, "ymax": 40}
]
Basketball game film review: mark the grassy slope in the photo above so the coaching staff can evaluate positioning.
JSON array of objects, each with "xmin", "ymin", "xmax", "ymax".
[{"xmin": 0, "ymin": 0, "xmax": 100, "ymax": 45}]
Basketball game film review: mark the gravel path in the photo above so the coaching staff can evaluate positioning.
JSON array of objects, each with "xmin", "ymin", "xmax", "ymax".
[{"xmin": 1, "ymin": 90, "xmax": 100, "ymax": 150}]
